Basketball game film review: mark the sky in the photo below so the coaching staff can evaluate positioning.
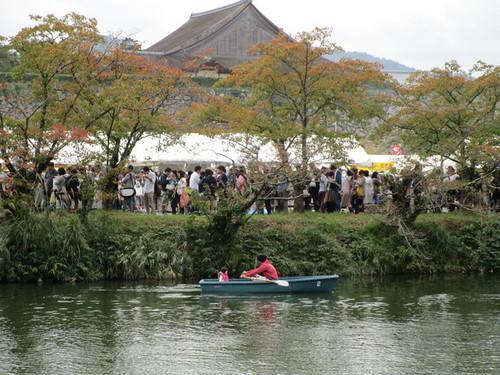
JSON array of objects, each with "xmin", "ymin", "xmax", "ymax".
[{"xmin": 0, "ymin": 0, "xmax": 499, "ymax": 70}]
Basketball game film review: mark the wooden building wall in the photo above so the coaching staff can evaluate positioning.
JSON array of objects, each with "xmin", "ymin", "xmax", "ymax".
[{"xmin": 184, "ymin": 6, "xmax": 279, "ymax": 58}]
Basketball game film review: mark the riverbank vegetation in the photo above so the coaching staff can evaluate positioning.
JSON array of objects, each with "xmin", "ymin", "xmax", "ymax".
[
  {"xmin": 0, "ymin": 14, "xmax": 498, "ymax": 283},
  {"xmin": 0, "ymin": 211, "xmax": 498, "ymax": 283}
]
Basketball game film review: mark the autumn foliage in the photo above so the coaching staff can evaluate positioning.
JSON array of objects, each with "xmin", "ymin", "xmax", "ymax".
[
  {"xmin": 0, "ymin": 14, "xmax": 102, "ymax": 158},
  {"xmin": 193, "ymin": 29, "xmax": 389, "ymax": 170},
  {"xmin": 381, "ymin": 61, "xmax": 500, "ymax": 179},
  {"xmin": 0, "ymin": 13, "xmax": 193, "ymax": 166},
  {"xmin": 188, "ymin": 28, "xmax": 389, "ymax": 210}
]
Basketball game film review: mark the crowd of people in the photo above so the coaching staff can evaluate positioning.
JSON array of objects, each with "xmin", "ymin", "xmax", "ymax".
[
  {"xmin": 0, "ymin": 158, "xmax": 252, "ymax": 214},
  {"xmin": 309, "ymin": 165, "xmax": 384, "ymax": 214},
  {"xmin": 1, "ymin": 156, "xmax": 499, "ymax": 214},
  {"xmin": 115, "ymin": 163, "xmax": 395, "ymax": 215},
  {"xmin": 116, "ymin": 164, "xmax": 249, "ymax": 214}
]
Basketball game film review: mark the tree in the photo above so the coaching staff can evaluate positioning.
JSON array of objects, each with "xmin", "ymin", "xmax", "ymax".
[
  {"xmin": 192, "ymin": 28, "xmax": 388, "ymax": 210},
  {"xmin": 1, "ymin": 13, "xmax": 196, "ymax": 211},
  {"xmin": 381, "ymin": 61, "xmax": 500, "ymax": 180},
  {"xmin": 77, "ymin": 49, "xmax": 192, "ymax": 170},
  {"xmin": 66, "ymin": 46, "xmax": 195, "ymax": 208},
  {"xmin": 0, "ymin": 14, "xmax": 102, "ymax": 159}
]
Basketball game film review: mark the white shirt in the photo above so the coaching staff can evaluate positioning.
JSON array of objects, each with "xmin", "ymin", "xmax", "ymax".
[
  {"xmin": 53, "ymin": 175, "xmax": 66, "ymax": 192},
  {"xmin": 319, "ymin": 174, "xmax": 327, "ymax": 193},
  {"xmin": 134, "ymin": 181, "xmax": 144, "ymax": 196},
  {"xmin": 0, "ymin": 172, "xmax": 8, "ymax": 192},
  {"xmin": 363, "ymin": 176, "xmax": 374, "ymax": 204},
  {"xmin": 341, "ymin": 173, "xmax": 350, "ymax": 194},
  {"xmin": 189, "ymin": 171, "xmax": 200, "ymax": 191},
  {"xmin": 143, "ymin": 171, "xmax": 157, "ymax": 194},
  {"xmin": 444, "ymin": 174, "xmax": 459, "ymax": 182}
]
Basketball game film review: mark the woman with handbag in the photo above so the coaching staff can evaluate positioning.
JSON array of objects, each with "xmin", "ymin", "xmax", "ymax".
[
  {"xmin": 165, "ymin": 170, "xmax": 179, "ymax": 214},
  {"xmin": 323, "ymin": 171, "xmax": 337, "ymax": 213},
  {"xmin": 120, "ymin": 165, "xmax": 136, "ymax": 212}
]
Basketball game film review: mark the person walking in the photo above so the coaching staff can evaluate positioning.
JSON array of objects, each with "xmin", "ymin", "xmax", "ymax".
[
  {"xmin": 341, "ymin": 169, "xmax": 353, "ymax": 210},
  {"xmin": 200, "ymin": 168, "xmax": 218, "ymax": 210},
  {"xmin": 308, "ymin": 173, "xmax": 319, "ymax": 212},
  {"xmin": 353, "ymin": 170, "xmax": 366, "ymax": 214},
  {"xmin": 177, "ymin": 170, "xmax": 188, "ymax": 214},
  {"xmin": 227, "ymin": 167, "xmax": 236, "ymax": 188},
  {"xmin": 363, "ymin": 170, "xmax": 374, "ymax": 206},
  {"xmin": 66, "ymin": 168, "xmax": 80, "ymax": 212},
  {"xmin": 318, "ymin": 167, "xmax": 328, "ymax": 212},
  {"xmin": 142, "ymin": 166, "xmax": 156, "ymax": 214},
  {"xmin": 44, "ymin": 162, "xmax": 57, "ymax": 208},
  {"xmin": 216, "ymin": 165, "xmax": 228, "ymax": 188},
  {"xmin": 154, "ymin": 170, "xmax": 162, "ymax": 213},
  {"xmin": 330, "ymin": 164, "xmax": 342, "ymax": 212},
  {"xmin": 189, "ymin": 166, "xmax": 202, "ymax": 192},
  {"xmin": 135, "ymin": 177, "xmax": 144, "ymax": 212},
  {"xmin": 120, "ymin": 165, "xmax": 136, "ymax": 212},
  {"xmin": 188, "ymin": 166, "xmax": 202, "ymax": 213},
  {"xmin": 167, "ymin": 170, "xmax": 179, "ymax": 214},
  {"xmin": 53, "ymin": 168, "xmax": 68, "ymax": 210},
  {"xmin": 372, "ymin": 172, "xmax": 382, "ymax": 204}
]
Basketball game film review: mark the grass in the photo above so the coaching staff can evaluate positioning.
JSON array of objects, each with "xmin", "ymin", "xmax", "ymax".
[
  {"xmin": 1, "ymin": 210, "xmax": 498, "ymax": 282},
  {"xmin": 91, "ymin": 210, "xmax": 490, "ymax": 232}
]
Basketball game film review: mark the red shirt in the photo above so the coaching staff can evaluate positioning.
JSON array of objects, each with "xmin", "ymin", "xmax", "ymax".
[
  {"xmin": 218, "ymin": 271, "xmax": 229, "ymax": 282},
  {"xmin": 244, "ymin": 260, "xmax": 279, "ymax": 280}
]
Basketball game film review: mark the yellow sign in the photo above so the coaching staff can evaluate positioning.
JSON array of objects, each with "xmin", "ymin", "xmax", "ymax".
[
  {"xmin": 372, "ymin": 162, "xmax": 395, "ymax": 171},
  {"xmin": 349, "ymin": 162, "xmax": 395, "ymax": 172}
]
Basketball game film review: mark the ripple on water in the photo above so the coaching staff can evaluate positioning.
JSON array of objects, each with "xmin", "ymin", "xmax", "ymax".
[
  {"xmin": 159, "ymin": 293, "xmax": 193, "ymax": 299},
  {"xmin": 1, "ymin": 277, "xmax": 500, "ymax": 374}
]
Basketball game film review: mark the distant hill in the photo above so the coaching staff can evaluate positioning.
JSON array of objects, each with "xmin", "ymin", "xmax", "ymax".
[{"xmin": 325, "ymin": 51, "xmax": 415, "ymax": 72}]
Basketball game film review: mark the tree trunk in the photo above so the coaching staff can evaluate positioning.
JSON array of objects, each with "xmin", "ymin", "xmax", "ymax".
[
  {"xmin": 274, "ymin": 142, "xmax": 291, "ymax": 213},
  {"xmin": 293, "ymin": 183, "xmax": 305, "ymax": 213},
  {"xmin": 102, "ymin": 145, "xmax": 121, "ymax": 210},
  {"xmin": 293, "ymin": 129, "xmax": 308, "ymax": 213}
]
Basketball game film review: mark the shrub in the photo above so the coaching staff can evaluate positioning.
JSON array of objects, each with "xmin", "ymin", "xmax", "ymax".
[{"xmin": 0, "ymin": 211, "xmax": 498, "ymax": 282}]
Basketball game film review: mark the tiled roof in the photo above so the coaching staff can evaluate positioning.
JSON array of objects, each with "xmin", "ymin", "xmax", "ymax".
[{"xmin": 146, "ymin": 0, "xmax": 252, "ymax": 54}]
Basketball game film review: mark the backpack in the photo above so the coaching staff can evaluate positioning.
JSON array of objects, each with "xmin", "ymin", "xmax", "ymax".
[
  {"xmin": 65, "ymin": 175, "xmax": 76, "ymax": 191},
  {"xmin": 356, "ymin": 185, "xmax": 365, "ymax": 197},
  {"xmin": 166, "ymin": 180, "xmax": 177, "ymax": 197}
]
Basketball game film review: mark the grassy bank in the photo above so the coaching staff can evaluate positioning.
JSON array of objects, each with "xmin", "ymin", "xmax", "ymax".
[{"xmin": 0, "ymin": 211, "xmax": 499, "ymax": 282}]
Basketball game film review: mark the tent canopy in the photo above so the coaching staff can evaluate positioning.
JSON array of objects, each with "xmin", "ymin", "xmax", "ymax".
[{"xmin": 54, "ymin": 134, "xmax": 402, "ymax": 170}]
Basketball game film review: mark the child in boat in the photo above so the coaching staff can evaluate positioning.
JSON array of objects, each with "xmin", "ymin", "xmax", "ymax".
[{"xmin": 218, "ymin": 267, "xmax": 229, "ymax": 282}]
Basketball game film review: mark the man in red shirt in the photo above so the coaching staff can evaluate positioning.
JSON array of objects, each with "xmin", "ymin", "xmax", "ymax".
[{"xmin": 241, "ymin": 255, "xmax": 279, "ymax": 280}]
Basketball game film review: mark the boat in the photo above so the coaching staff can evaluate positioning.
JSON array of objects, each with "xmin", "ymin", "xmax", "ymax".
[{"xmin": 199, "ymin": 275, "xmax": 338, "ymax": 294}]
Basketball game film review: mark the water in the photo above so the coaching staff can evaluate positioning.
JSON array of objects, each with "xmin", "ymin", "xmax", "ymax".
[{"xmin": 0, "ymin": 276, "xmax": 499, "ymax": 375}]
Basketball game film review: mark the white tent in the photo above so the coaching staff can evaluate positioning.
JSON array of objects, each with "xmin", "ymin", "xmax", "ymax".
[
  {"xmin": 54, "ymin": 133, "xmax": 382, "ymax": 169},
  {"xmin": 130, "ymin": 134, "xmax": 265, "ymax": 165},
  {"xmin": 130, "ymin": 134, "xmax": 372, "ymax": 167}
]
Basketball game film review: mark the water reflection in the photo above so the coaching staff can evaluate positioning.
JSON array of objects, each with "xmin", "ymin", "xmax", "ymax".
[{"xmin": 0, "ymin": 276, "xmax": 499, "ymax": 374}]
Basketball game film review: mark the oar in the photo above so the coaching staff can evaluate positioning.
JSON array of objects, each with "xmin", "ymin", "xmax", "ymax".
[{"xmin": 249, "ymin": 277, "xmax": 289, "ymax": 287}]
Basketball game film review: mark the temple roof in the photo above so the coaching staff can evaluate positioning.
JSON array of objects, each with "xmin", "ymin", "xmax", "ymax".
[
  {"xmin": 147, "ymin": 0, "xmax": 254, "ymax": 54},
  {"xmin": 145, "ymin": 0, "xmax": 281, "ymax": 56},
  {"xmin": 143, "ymin": 0, "xmax": 284, "ymax": 72}
]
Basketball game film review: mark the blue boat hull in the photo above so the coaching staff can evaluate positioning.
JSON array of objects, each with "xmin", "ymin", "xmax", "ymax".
[{"xmin": 199, "ymin": 275, "xmax": 338, "ymax": 294}]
